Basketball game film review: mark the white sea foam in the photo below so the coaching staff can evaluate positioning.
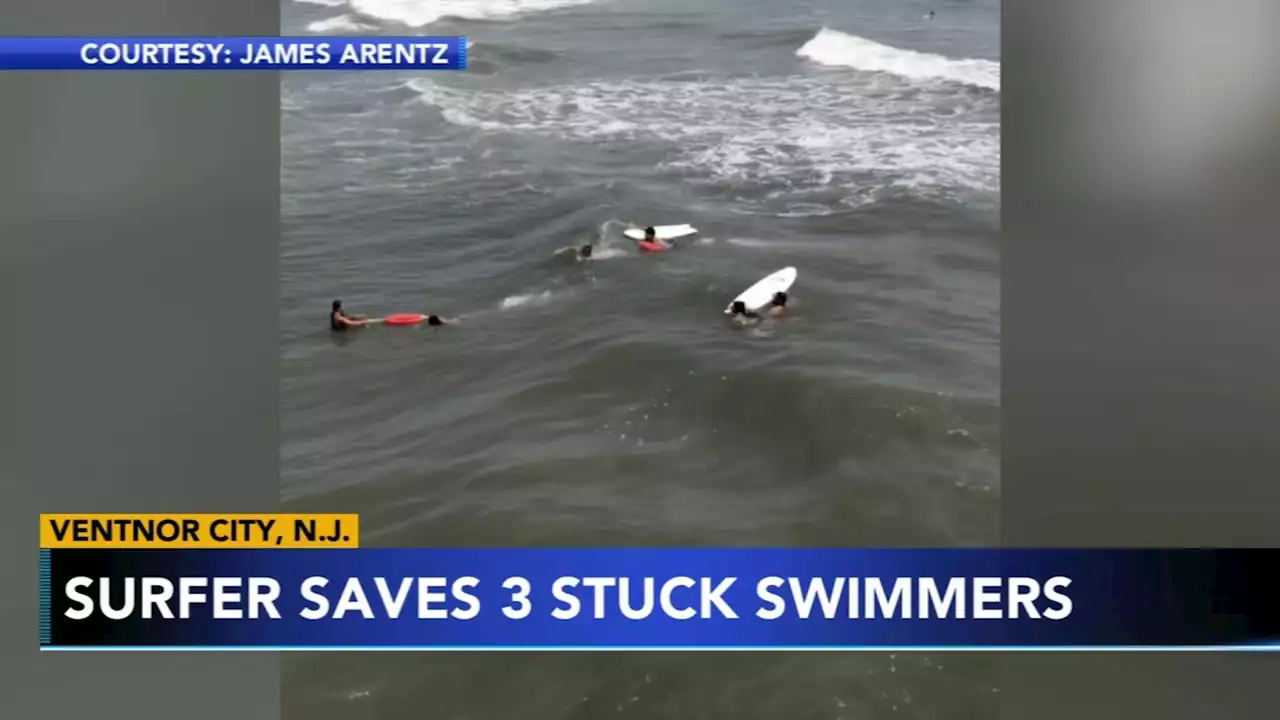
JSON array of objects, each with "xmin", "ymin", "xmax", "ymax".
[
  {"xmin": 347, "ymin": 0, "xmax": 599, "ymax": 28},
  {"xmin": 408, "ymin": 69, "xmax": 999, "ymax": 197},
  {"xmin": 588, "ymin": 245, "xmax": 629, "ymax": 259},
  {"xmin": 725, "ymin": 237, "xmax": 775, "ymax": 248},
  {"xmin": 306, "ymin": 14, "xmax": 378, "ymax": 33},
  {"xmin": 295, "ymin": 0, "xmax": 346, "ymax": 7},
  {"xmin": 797, "ymin": 28, "xmax": 1000, "ymax": 92},
  {"xmin": 573, "ymin": 218, "xmax": 632, "ymax": 260},
  {"xmin": 500, "ymin": 290, "xmax": 557, "ymax": 309}
]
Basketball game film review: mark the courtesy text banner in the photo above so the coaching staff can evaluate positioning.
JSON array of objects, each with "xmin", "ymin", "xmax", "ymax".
[{"xmin": 0, "ymin": 37, "xmax": 467, "ymax": 70}]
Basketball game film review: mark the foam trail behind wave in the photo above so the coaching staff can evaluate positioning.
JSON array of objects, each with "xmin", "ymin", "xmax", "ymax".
[
  {"xmin": 726, "ymin": 237, "xmax": 775, "ymax": 248},
  {"xmin": 588, "ymin": 219, "xmax": 631, "ymax": 259},
  {"xmin": 349, "ymin": 0, "xmax": 599, "ymax": 28},
  {"xmin": 500, "ymin": 290, "xmax": 558, "ymax": 309},
  {"xmin": 408, "ymin": 74, "xmax": 1000, "ymax": 196},
  {"xmin": 307, "ymin": 14, "xmax": 378, "ymax": 32},
  {"xmin": 798, "ymin": 28, "xmax": 1000, "ymax": 91}
]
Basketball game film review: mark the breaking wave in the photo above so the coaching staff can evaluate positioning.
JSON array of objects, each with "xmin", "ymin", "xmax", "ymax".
[{"xmin": 798, "ymin": 28, "xmax": 1000, "ymax": 92}]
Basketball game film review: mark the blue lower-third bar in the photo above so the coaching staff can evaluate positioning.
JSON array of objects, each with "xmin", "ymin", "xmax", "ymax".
[{"xmin": 0, "ymin": 37, "xmax": 468, "ymax": 70}]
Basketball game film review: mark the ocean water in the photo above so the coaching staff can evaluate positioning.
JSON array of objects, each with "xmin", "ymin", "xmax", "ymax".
[{"xmin": 281, "ymin": 0, "xmax": 1000, "ymax": 716}]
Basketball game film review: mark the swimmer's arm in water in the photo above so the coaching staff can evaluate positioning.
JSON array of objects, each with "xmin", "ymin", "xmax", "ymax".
[
  {"xmin": 557, "ymin": 244, "xmax": 595, "ymax": 259},
  {"xmin": 335, "ymin": 314, "xmax": 370, "ymax": 327}
]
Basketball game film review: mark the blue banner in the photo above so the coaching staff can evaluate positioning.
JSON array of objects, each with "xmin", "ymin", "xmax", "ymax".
[
  {"xmin": 40, "ymin": 548, "xmax": 1280, "ymax": 650},
  {"xmin": 0, "ymin": 37, "xmax": 467, "ymax": 70}
]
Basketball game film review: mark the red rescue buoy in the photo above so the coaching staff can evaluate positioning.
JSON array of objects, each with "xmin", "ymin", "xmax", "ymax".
[{"xmin": 382, "ymin": 313, "xmax": 427, "ymax": 326}]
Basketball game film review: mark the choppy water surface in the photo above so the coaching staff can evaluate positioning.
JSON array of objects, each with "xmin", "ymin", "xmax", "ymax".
[{"xmin": 282, "ymin": 0, "xmax": 1000, "ymax": 716}]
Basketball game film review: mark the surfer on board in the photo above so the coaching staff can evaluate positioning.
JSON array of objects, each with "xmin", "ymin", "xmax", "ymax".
[
  {"xmin": 330, "ymin": 300, "xmax": 374, "ymax": 330},
  {"xmin": 637, "ymin": 226, "xmax": 670, "ymax": 252}
]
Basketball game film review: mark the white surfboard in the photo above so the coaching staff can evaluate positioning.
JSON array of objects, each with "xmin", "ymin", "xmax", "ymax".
[
  {"xmin": 725, "ymin": 267, "xmax": 797, "ymax": 314},
  {"xmin": 623, "ymin": 224, "xmax": 698, "ymax": 241}
]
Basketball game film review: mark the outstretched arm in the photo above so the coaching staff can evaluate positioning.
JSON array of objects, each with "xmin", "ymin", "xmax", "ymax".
[{"xmin": 354, "ymin": 314, "xmax": 383, "ymax": 326}]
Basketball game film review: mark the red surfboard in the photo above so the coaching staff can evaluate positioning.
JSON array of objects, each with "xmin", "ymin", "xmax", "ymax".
[{"xmin": 382, "ymin": 313, "xmax": 427, "ymax": 326}]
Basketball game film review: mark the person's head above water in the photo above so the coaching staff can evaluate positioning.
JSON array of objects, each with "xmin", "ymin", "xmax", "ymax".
[
  {"xmin": 579, "ymin": 244, "xmax": 593, "ymax": 258},
  {"xmin": 771, "ymin": 291, "xmax": 788, "ymax": 306},
  {"xmin": 730, "ymin": 300, "xmax": 748, "ymax": 315},
  {"xmin": 644, "ymin": 226, "xmax": 656, "ymax": 240},
  {"xmin": 428, "ymin": 315, "xmax": 444, "ymax": 327},
  {"xmin": 330, "ymin": 299, "xmax": 355, "ymax": 330}
]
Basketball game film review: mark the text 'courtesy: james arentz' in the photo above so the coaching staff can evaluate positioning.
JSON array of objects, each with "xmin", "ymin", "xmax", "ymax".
[{"xmin": 78, "ymin": 41, "xmax": 454, "ymax": 67}]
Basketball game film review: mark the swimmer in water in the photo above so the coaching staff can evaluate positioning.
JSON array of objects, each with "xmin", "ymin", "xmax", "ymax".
[
  {"xmin": 925, "ymin": 10, "xmax": 935, "ymax": 19},
  {"xmin": 426, "ymin": 314, "xmax": 455, "ymax": 327},
  {"xmin": 727, "ymin": 300, "xmax": 762, "ymax": 325},
  {"xmin": 330, "ymin": 300, "xmax": 373, "ymax": 331},
  {"xmin": 554, "ymin": 243, "xmax": 595, "ymax": 260},
  {"xmin": 766, "ymin": 291, "xmax": 788, "ymax": 317}
]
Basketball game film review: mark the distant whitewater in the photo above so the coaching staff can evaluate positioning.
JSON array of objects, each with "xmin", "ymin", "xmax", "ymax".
[
  {"xmin": 304, "ymin": 0, "xmax": 601, "ymax": 28},
  {"xmin": 500, "ymin": 289, "xmax": 559, "ymax": 309},
  {"xmin": 408, "ymin": 67, "xmax": 1000, "ymax": 195},
  {"xmin": 306, "ymin": 14, "xmax": 377, "ymax": 33},
  {"xmin": 798, "ymin": 28, "xmax": 1000, "ymax": 92}
]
